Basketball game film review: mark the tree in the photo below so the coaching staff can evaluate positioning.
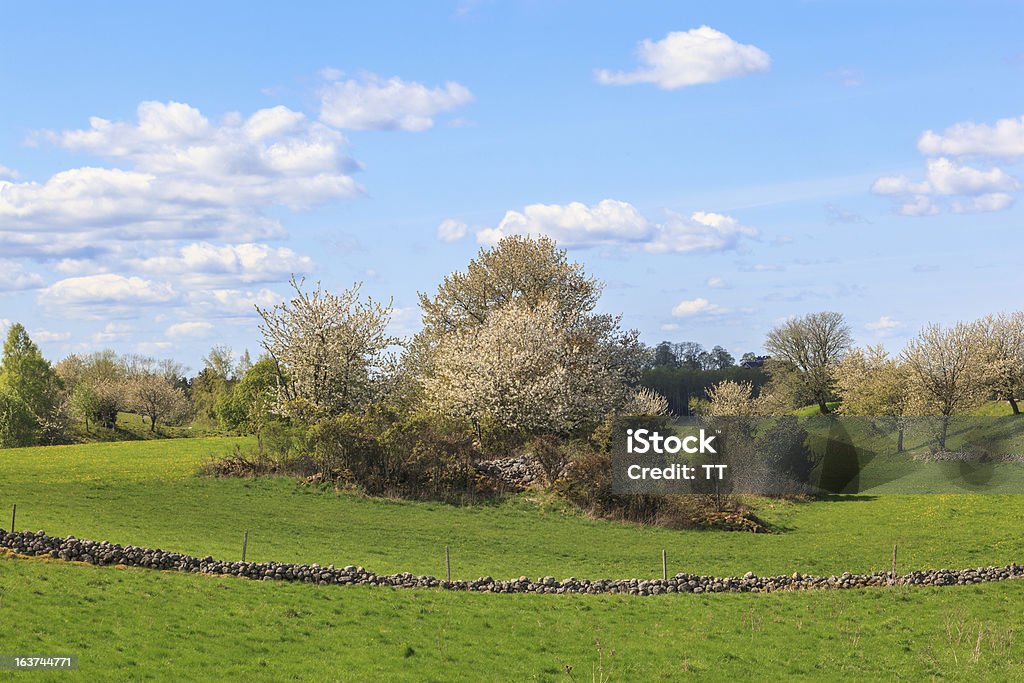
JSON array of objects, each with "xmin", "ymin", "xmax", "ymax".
[
  {"xmin": 235, "ymin": 349, "xmax": 253, "ymax": 378},
  {"xmin": 0, "ymin": 324, "xmax": 63, "ymax": 444},
  {"xmin": 707, "ymin": 345, "xmax": 735, "ymax": 370},
  {"xmin": 0, "ymin": 386, "xmax": 36, "ymax": 448},
  {"xmin": 622, "ymin": 387, "xmax": 671, "ymax": 417},
  {"xmin": 424, "ymin": 299, "xmax": 640, "ymax": 436},
  {"xmin": 765, "ymin": 311, "xmax": 852, "ymax": 414},
  {"xmin": 979, "ymin": 312, "xmax": 1024, "ymax": 415},
  {"xmin": 653, "ymin": 341, "xmax": 680, "ymax": 368},
  {"xmin": 203, "ymin": 345, "xmax": 236, "ymax": 381},
  {"xmin": 834, "ymin": 345, "xmax": 911, "ymax": 451},
  {"xmin": 674, "ymin": 342, "xmax": 707, "ymax": 370},
  {"xmin": 217, "ymin": 358, "xmax": 279, "ymax": 453},
  {"xmin": 256, "ymin": 276, "xmax": 396, "ymax": 421},
  {"xmin": 69, "ymin": 351, "xmax": 125, "ymax": 430},
  {"xmin": 902, "ymin": 321, "xmax": 996, "ymax": 449},
  {"xmin": 417, "ymin": 235, "xmax": 601, "ymax": 341},
  {"xmin": 697, "ymin": 380, "xmax": 779, "ymax": 417},
  {"xmin": 416, "ymin": 236, "xmax": 645, "ymax": 437},
  {"xmin": 126, "ymin": 372, "xmax": 191, "ymax": 432}
]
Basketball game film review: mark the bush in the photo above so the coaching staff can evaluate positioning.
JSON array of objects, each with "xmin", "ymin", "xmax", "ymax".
[{"xmin": 0, "ymin": 387, "xmax": 37, "ymax": 448}]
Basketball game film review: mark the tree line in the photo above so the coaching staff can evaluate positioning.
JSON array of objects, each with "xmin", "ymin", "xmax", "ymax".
[{"xmin": 1, "ymin": 235, "xmax": 1021, "ymax": 522}]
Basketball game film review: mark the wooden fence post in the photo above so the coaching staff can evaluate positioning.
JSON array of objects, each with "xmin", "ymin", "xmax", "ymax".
[
  {"xmin": 9, "ymin": 504, "xmax": 15, "ymax": 533},
  {"xmin": 242, "ymin": 529, "xmax": 249, "ymax": 562},
  {"xmin": 891, "ymin": 543, "xmax": 898, "ymax": 584},
  {"xmin": 662, "ymin": 548, "xmax": 668, "ymax": 581},
  {"xmin": 445, "ymin": 545, "xmax": 451, "ymax": 582}
]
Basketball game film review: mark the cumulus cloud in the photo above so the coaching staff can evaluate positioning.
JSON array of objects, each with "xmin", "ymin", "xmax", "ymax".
[
  {"xmin": 660, "ymin": 323, "xmax": 681, "ymax": 332},
  {"xmin": 866, "ymin": 315, "xmax": 903, "ymax": 337},
  {"xmin": 92, "ymin": 323, "xmax": 132, "ymax": 344},
  {"xmin": 671, "ymin": 298, "xmax": 730, "ymax": 317},
  {"xmin": 184, "ymin": 287, "xmax": 282, "ymax": 319},
  {"xmin": 39, "ymin": 274, "xmax": 175, "ymax": 317},
  {"xmin": 436, "ymin": 218, "xmax": 468, "ymax": 242},
  {"xmin": 595, "ymin": 27, "xmax": 771, "ymax": 90},
  {"xmin": 475, "ymin": 199, "xmax": 756, "ymax": 254},
  {"xmin": 0, "ymin": 101, "xmax": 361, "ymax": 259},
  {"xmin": 0, "ymin": 260, "xmax": 45, "ymax": 291},
  {"xmin": 0, "ymin": 164, "xmax": 18, "ymax": 179},
  {"xmin": 166, "ymin": 321, "xmax": 214, "ymax": 338},
  {"xmin": 134, "ymin": 242, "xmax": 313, "ymax": 284},
  {"xmin": 645, "ymin": 211, "xmax": 758, "ymax": 254},
  {"xmin": 319, "ymin": 74, "xmax": 473, "ymax": 131},
  {"xmin": 951, "ymin": 193, "xmax": 1015, "ymax": 213},
  {"xmin": 136, "ymin": 341, "xmax": 173, "ymax": 354},
  {"xmin": 477, "ymin": 199, "xmax": 651, "ymax": 248},
  {"xmin": 875, "ymin": 115, "xmax": 1024, "ymax": 215},
  {"xmin": 924, "ymin": 158, "xmax": 1018, "ymax": 195},
  {"xmin": 918, "ymin": 115, "xmax": 1024, "ymax": 157},
  {"xmin": 30, "ymin": 329, "xmax": 71, "ymax": 343}
]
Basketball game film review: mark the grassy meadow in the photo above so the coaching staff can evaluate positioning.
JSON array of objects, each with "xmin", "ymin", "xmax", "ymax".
[
  {"xmin": 3, "ymin": 556, "xmax": 1024, "ymax": 681},
  {"xmin": 2, "ymin": 426, "xmax": 1024, "ymax": 680}
]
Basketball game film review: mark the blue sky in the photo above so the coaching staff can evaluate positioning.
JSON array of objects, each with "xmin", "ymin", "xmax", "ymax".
[{"xmin": 2, "ymin": 1, "xmax": 1023, "ymax": 370}]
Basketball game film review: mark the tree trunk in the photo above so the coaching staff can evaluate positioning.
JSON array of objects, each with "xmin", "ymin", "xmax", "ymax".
[
  {"xmin": 939, "ymin": 415, "xmax": 949, "ymax": 451},
  {"xmin": 149, "ymin": 414, "xmax": 157, "ymax": 432},
  {"xmin": 1009, "ymin": 397, "xmax": 1020, "ymax": 415},
  {"xmin": 897, "ymin": 426, "xmax": 904, "ymax": 453},
  {"xmin": 818, "ymin": 397, "xmax": 830, "ymax": 415}
]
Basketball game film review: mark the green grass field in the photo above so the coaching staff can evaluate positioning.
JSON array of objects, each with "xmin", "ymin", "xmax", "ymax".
[
  {"xmin": 3, "ymin": 433, "xmax": 1024, "ymax": 679},
  {"xmin": 3, "ymin": 556, "xmax": 1024, "ymax": 681}
]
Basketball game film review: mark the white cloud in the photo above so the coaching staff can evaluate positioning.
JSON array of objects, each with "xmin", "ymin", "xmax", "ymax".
[
  {"xmin": 476, "ymin": 199, "xmax": 756, "ymax": 254},
  {"xmin": 660, "ymin": 323, "xmax": 681, "ymax": 332},
  {"xmin": 39, "ymin": 274, "xmax": 176, "ymax": 313},
  {"xmin": 185, "ymin": 287, "xmax": 282, "ymax": 319},
  {"xmin": 166, "ymin": 321, "xmax": 214, "ymax": 338},
  {"xmin": 951, "ymin": 193, "xmax": 1015, "ymax": 213},
  {"xmin": 897, "ymin": 196, "xmax": 940, "ymax": 217},
  {"xmin": 671, "ymin": 298, "xmax": 730, "ymax": 317},
  {"xmin": 866, "ymin": 315, "xmax": 901, "ymax": 331},
  {"xmin": 873, "ymin": 158, "xmax": 1017, "ymax": 215},
  {"xmin": 871, "ymin": 175, "xmax": 931, "ymax": 196},
  {"xmin": 30, "ymin": 329, "xmax": 71, "ymax": 343},
  {"xmin": 319, "ymin": 74, "xmax": 473, "ymax": 131},
  {"xmin": 478, "ymin": 199, "xmax": 651, "ymax": 248},
  {"xmin": 54, "ymin": 258, "xmax": 110, "ymax": 275},
  {"xmin": 706, "ymin": 276, "xmax": 728, "ymax": 289},
  {"xmin": 0, "ymin": 164, "xmax": 18, "ymax": 179},
  {"xmin": 92, "ymin": 323, "xmax": 132, "ymax": 344},
  {"xmin": 924, "ymin": 158, "xmax": 1018, "ymax": 195},
  {"xmin": 136, "ymin": 341, "xmax": 173, "ymax": 354},
  {"xmin": 0, "ymin": 260, "xmax": 45, "ymax": 291},
  {"xmin": 436, "ymin": 218, "xmax": 468, "ymax": 242},
  {"xmin": 595, "ymin": 27, "xmax": 771, "ymax": 90},
  {"xmin": 645, "ymin": 211, "xmax": 758, "ymax": 254},
  {"xmin": 135, "ymin": 242, "xmax": 313, "ymax": 284},
  {"xmin": 918, "ymin": 115, "xmax": 1024, "ymax": 157},
  {"xmin": 866, "ymin": 315, "xmax": 903, "ymax": 338},
  {"xmin": 876, "ymin": 115, "xmax": 1024, "ymax": 215},
  {"xmin": 1, "ymin": 101, "xmax": 361, "ymax": 259}
]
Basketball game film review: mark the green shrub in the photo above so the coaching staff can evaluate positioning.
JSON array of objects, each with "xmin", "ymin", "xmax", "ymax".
[{"xmin": 0, "ymin": 387, "xmax": 38, "ymax": 448}]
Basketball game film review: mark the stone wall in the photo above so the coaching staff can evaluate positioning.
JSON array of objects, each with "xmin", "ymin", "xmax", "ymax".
[{"xmin": 2, "ymin": 529, "xmax": 1021, "ymax": 596}]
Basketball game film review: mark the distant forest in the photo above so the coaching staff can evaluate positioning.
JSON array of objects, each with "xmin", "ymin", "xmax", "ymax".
[{"xmin": 640, "ymin": 341, "xmax": 768, "ymax": 416}]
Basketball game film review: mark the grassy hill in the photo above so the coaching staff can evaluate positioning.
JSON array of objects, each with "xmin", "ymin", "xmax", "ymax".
[{"xmin": 3, "ymin": 434, "xmax": 1024, "ymax": 679}]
